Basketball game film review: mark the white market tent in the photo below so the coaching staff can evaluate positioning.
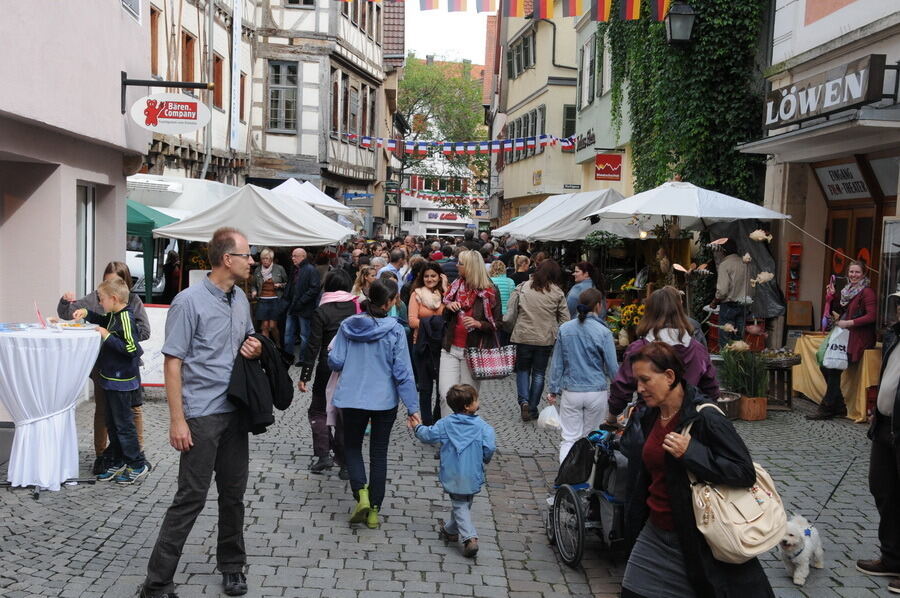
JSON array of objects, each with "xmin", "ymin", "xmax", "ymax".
[
  {"xmin": 153, "ymin": 184, "xmax": 355, "ymax": 246},
  {"xmin": 273, "ymin": 178, "xmax": 360, "ymax": 219},
  {"xmin": 492, "ymin": 188, "xmax": 643, "ymax": 241},
  {"xmin": 127, "ymin": 174, "xmax": 238, "ymax": 218},
  {"xmin": 583, "ymin": 181, "xmax": 790, "ymax": 228}
]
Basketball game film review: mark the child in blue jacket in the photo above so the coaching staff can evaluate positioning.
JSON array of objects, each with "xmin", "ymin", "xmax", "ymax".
[{"xmin": 415, "ymin": 384, "xmax": 496, "ymax": 558}]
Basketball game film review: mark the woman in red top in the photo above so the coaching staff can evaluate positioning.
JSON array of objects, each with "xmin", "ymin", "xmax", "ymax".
[
  {"xmin": 809, "ymin": 260, "xmax": 877, "ymax": 420},
  {"xmin": 620, "ymin": 342, "xmax": 772, "ymax": 598}
]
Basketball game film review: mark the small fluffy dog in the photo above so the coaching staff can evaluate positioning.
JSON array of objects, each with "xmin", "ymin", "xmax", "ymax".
[{"xmin": 779, "ymin": 514, "xmax": 824, "ymax": 586}]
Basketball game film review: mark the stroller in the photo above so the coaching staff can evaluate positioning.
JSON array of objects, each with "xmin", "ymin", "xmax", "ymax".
[{"xmin": 545, "ymin": 424, "xmax": 629, "ymax": 567}]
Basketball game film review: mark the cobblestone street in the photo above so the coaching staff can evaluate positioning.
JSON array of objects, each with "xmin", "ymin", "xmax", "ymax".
[{"xmin": 0, "ymin": 374, "xmax": 884, "ymax": 597}]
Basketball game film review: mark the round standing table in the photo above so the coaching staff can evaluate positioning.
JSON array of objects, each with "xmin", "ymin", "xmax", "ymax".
[{"xmin": 0, "ymin": 328, "xmax": 100, "ymax": 491}]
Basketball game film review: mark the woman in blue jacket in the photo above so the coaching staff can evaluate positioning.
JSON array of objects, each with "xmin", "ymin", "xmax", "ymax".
[
  {"xmin": 547, "ymin": 288, "xmax": 619, "ymax": 463},
  {"xmin": 329, "ymin": 279, "xmax": 420, "ymax": 529}
]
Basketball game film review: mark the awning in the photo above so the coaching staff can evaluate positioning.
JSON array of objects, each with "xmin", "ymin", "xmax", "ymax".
[{"xmin": 126, "ymin": 200, "xmax": 178, "ymax": 303}]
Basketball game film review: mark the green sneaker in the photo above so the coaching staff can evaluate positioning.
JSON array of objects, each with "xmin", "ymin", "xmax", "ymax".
[
  {"xmin": 97, "ymin": 463, "xmax": 126, "ymax": 482},
  {"xmin": 366, "ymin": 506, "xmax": 380, "ymax": 529},
  {"xmin": 349, "ymin": 485, "xmax": 370, "ymax": 523}
]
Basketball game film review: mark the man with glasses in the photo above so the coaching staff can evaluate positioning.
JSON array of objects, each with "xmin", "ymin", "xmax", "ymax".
[{"xmin": 140, "ymin": 227, "xmax": 261, "ymax": 598}]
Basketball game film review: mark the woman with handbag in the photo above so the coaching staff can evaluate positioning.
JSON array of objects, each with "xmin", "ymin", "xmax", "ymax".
[
  {"xmin": 438, "ymin": 250, "xmax": 503, "ymax": 419},
  {"xmin": 620, "ymin": 342, "xmax": 774, "ymax": 598},
  {"xmin": 809, "ymin": 260, "xmax": 877, "ymax": 420},
  {"xmin": 504, "ymin": 259, "xmax": 574, "ymax": 422}
]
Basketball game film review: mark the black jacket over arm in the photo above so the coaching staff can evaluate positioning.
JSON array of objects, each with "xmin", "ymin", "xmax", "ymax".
[
  {"xmin": 228, "ymin": 334, "xmax": 294, "ymax": 434},
  {"xmin": 621, "ymin": 385, "xmax": 773, "ymax": 598}
]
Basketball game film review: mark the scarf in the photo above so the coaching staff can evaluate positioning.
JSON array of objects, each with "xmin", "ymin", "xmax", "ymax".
[
  {"xmin": 443, "ymin": 278, "xmax": 496, "ymax": 326},
  {"xmin": 261, "ymin": 264, "xmax": 273, "ymax": 281},
  {"xmin": 319, "ymin": 291, "xmax": 361, "ymax": 313},
  {"xmin": 414, "ymin": 286, "xmax": 443, "ymax": 311},
  {"xmin": 644, "ymin": 328, "xmax": 692, "ymax": 347},
  {"xmin": 840, "ymin": 277, "xmax": 869, "ymax": 308}
]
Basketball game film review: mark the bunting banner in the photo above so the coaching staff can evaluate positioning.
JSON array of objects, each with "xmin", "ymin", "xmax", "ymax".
[
  {"xmin": 419, "ymin": 0, "xmax": 439, "ymax": 9},
  {"xmin": 533, "ymin": 0, "xmax": 552, "ymax": 19},
  {"xmin": 503, "ymin": 0, "xmax": 524, "ymax": 17},
  {"xmin": 447, "ymin": 0, "xmax": 466, "ymax": 10},
  {"xmin": 562, "ymin": 0, "xmax": 582, "ymax": 18},
  {"xmin": 650, "ymin": 0, "xmax": 670, "ymax": 20},
  {"xmin": 620, "ymin": 0, "xmax": 641, "ymax": 20},
  {"xmin": 338, "ymin": 133, "xmax": 578, "ymax": 155},
  {"xmin": 475, "ymin": 0, "xmax": 496, "ymax": 12},
  {"xmin": 592, "ymin": 0, "xmax": 612, "ymax": 21}
]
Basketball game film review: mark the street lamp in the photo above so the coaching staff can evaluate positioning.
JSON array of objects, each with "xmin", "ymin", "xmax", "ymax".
[
  {"xmin": 665, "ymin": 1, "xmax": 696, "ymax": 46},
  {"xmin": 474, "ymin": 179, "xmax": 487, "ymax": 195}
]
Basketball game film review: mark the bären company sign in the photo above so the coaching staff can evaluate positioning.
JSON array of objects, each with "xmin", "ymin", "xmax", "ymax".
[
  {"xmin": 130, "ymin": 93, "xmax": 211, "ymax": 134},
  {"xmin": 764, "ymin": 54, "xmax": 886, "ymax": 130}
]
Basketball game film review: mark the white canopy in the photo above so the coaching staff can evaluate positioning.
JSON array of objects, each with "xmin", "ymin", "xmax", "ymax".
[
  {"xmin": 583, "ymin": 181, "xmax": 790, "ymax": 229},
  {"xmin": 492, "ymin": 188, "xmax": 642, "ymax": 241},
  {"xmin": 153, "ymin": 184, "xmax": 355, "ymax": 246},
  {"xmin": 273, "ymin": 178, "xmax": 359, "ymax": 218},
  {"xmin": 127, "ymin": 174, "xmax": 237, "ymax": 216}
]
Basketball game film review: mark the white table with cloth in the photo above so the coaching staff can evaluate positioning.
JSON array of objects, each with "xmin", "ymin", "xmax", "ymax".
[{"xmin": 0, "ymin": 328, "xmax": 100, "ymax": 490}]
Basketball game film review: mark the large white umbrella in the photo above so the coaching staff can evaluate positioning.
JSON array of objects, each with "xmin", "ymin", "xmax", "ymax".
[{"xmin": 583, "ymin": 181, "xmax": 790, "ymax": 229}]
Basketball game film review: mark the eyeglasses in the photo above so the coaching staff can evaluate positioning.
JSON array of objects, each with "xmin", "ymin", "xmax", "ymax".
[{"xmin": 227, "ymin": 253, "xmax": 252, "ymax": 259}]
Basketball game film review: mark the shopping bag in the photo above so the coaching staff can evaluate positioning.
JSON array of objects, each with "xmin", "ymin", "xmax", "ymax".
[
  {"xmin": 822, "ymin": 326, "xmax": 850, "ymax": 370},
  {"xmin": 537, "ymin": 405, "xmax": 560, "ymax": 431},
  {"xmin": 464, "ymin": 338, "xmax": 516, "ymax": 380}
]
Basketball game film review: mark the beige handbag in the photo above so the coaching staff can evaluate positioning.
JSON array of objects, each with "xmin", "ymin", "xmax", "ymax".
[{"xmin": 683, "ymin": 404, "xmax": 787, "ymax": 564}]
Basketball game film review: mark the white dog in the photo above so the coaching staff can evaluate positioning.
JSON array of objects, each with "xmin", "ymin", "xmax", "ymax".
[{"xmin": 779, "ymin": 514, "xmax": 824, "ymax": 586}]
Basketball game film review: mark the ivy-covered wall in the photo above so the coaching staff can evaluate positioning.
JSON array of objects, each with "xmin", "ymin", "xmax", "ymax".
[{"xmin": 600, "ymin": 0, "xmax": 769, "ymax": 201}]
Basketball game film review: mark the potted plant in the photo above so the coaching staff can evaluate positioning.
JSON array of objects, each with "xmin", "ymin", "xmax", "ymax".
[{"xmin": 718, "ymin": 341, "xmax": 768, "ymax": 421}]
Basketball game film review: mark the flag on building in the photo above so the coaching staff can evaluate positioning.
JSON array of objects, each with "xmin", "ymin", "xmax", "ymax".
[
  {"xmin": 448, "ymin": 0, "xmax": 466, "ymax": 11},
  {"xmin": 534, "ymin": 0, "xmax": 552, "ymax": 19},
  {"xmin": 592, "ymin": 0, "xmax": 612, "ymax": 21},
  {"xmin": 404, "ymin": 141, "xmax": 415, "ymax": 154},
  {"xmin": 526, "ymin": 137, "xmax": 536, "ymax": 149},
  {"xmin": 478, "ymin": 141, "xmax": 490, "ymax": 154},
  {"xmin": 476, "ymin": 0, "xmax": 496, "ymax": 12},
  {"xmin": 490, "ymin": 140, "xmax": 501, "ymax": 153},
  {"xmin": 360, "ymin": 136, "xmax": 372, "ymax": 148},
  {"xmin": 620, "ymin": 0, "xmax": 641, "ymax": 20},
  {"xmin": 466, "ymin": 143, "xmax": 477, "ymax": 154},
  {"xmin": 562, "ymin": 0, "xmax": 582, "ymax": 18},
  {"xmin": 455, "ymin": 143, "xmax": 467, "ymax": 155},
  {"xmin": 560, "ymin": 137, "xmax": 575, "ymax": 150},
  {"xmin": 502, "ymin": 139, "xmax": 513, "ymax": 152},
  {"xmin": 386, "ymin": 139, "xmax": 398, "ymax": 151},
  {"xmin": 503, "ymin": 0, "xmax": 524, "ymax": 17},
  {"xmin": 539, "ymin": 135, "xmax": 549, "ymax": 147},
  {"xmin": 442, "ymin": 142, "xmax": 454, "ymax": 155},
  {"xmin": 650, "ymin": 0, "xmax": 670, "ymax": 20},
  {"xmin": 419, "ymin": 0, "xmax": 438, "ymax": 9},
  {"xmin": 514, "ymin": 138, "xmax": 525, "ymax": 150}
]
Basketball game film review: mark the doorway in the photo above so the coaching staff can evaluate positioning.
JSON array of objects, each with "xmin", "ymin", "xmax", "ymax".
[{"xmin": 825, "ymin": 206, "xmax": 874, "ymax": 292}]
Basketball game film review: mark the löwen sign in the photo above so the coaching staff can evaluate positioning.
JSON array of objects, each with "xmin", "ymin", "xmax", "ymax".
[
  {"xmin": 130, "ymin": 93, "xmax": 211, "ymax": 134},
  {"xmin": 764, "ymin": 54, "xmax": 886, "ymax": 130}
]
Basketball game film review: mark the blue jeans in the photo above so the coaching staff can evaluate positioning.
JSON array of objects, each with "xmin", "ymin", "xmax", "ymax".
[
  {"xmin": 718, "ymin": 301, "xmax": 745, "ymax": 347},
  {"xmin": 444, "ymin": 493, "xmax": 477, "ymax": 542},
  {"xmin": 342, "ymin": 406, "xmax": 398, "ymax": 509},
  {"xmin": 515, "ymin": 344, "xmax": 553, "ymax": 417},
  {"xmin": 284, "ymin": 314, "xmax": 312, "ymax": 362},
  {"xmin": 103, "ymin": 388, "xmax": 145, "ymax": 468}
]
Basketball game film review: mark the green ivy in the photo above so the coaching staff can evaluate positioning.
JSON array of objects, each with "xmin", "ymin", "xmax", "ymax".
[{"xmin": 599, "ymin": 0, "xmax": 767, "ymax": 202}]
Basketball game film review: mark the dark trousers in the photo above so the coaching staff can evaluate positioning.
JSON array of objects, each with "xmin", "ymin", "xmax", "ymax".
[
  {"xmin": 870, "ymin": 414, "xmax": 900, "ymax": 568},
  {"xmin": 515, "ymin": 343, "xmax": 553, "ymax": 417},
  {"xmin": 819, "ymin": 366, "xmax": 846, "ymax": 412},
  {"xmin": 718, "ymin": 301, "xmax": 745, "ymax": 346},
  {"xmin": 309, "ymin": 360, "xmax": 345, "ymax": 464},
  {"xmin": 103, "ymin": 388, "xmax": 145, "ymax": 469},
  {"xmin": 342, "ymin": 406, "xmax": 398, "ymax": 509},
  {"xmin": 415, "ymin": 345, "xmax": 441, "ymax": 426},
  {"xmin": 143, "ymin": 412, "xmax": 249, "ymax": 595}
]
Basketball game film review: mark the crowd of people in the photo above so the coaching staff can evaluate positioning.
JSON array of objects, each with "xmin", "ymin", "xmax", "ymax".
[{"xmin": 53, "ymin": 226, "xmax": 900, "ymax": 598}]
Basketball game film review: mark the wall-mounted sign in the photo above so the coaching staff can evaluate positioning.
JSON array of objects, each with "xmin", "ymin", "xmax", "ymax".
[
  {"xmin": 595, "ymin": 153, "xmax": 623, "ymax": 181},
  {"xmin": 473, "ymin": 208, "xmax": 490, "ymax": 219},
  {"xmin": 576, "ymin": 129, "xmax": 596, "ymax": 152},
  {"xmin": 764, "ymin": 54, "xmax": 886, "ymax": 129},
  {"xmin": 425, "ymin": 211, "xmax": 460, "ymax": 222},
  {"xmin": 533, "ymin": 170, "xmax": 542, "ymax": 186},
  {"xmin": 563, "ymin": 184, "xmax": 582, "ymax": 190},
  {"xmin": 130, "ymin": 93, "xmax": 211, "ymax": 134},
  {"xmin": 384, "ymin": 189, "xmax": 399, "ymax": 205},
  {"xmin": 815, "ymin": 162, "xmax": 870, "ymax": 201}
]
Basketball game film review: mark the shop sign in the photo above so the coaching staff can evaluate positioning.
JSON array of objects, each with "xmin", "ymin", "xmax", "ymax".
[
  {"xmin": 815, "ymin": 163, "xmax": 870, "ymax": 201},
  {"xmin": 563, "ymin": 184, "xmax": 582, "ymax": 190},
  {"xmin": 425, "ymin": 211, "xmax": 460, "ymax": 221},
  {"xmin": 130, "ymin": 93, "xmax": 211, "ymax": 134},
  {"xmin": 595, "ymin": 153, "xmax": 622, "ymax": 181},
  {"xmin": 576, "ymin": 129, "xmax": 596, "ymax": 152},
  {"xmin": 533, "ymin": 170, "xmax": 542, "ymax": 186},
  {"xmin": 764, "ymin": 54, "xmax": 886, "ymax": 130},
  {"xmin": 473, "ymin": 208, "xmax": 490, "ymax": 219},
  {"xmin": 385, "ymin": 189, "xmax": 399, "ymax": 205}
]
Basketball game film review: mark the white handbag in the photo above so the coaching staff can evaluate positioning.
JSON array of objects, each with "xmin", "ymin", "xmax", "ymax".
[
  {"xmin": 684, "ymin": 404, "xmax": 787, "ymax": 564},
  {"xmin": 822, "ymin": 326, "xmax": 850, "ymax": 370}
]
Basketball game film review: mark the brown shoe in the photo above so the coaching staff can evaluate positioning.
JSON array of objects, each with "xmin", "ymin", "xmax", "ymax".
[
  {"xmin": 890, "ymin": 578, "xmax": 900, "ymax": 594},
  {"xmin": 520, "ymin": 403, "xmax": 532, "ymax": 422},
  {"xmin": 462, "ymin": 538, "xmax": 479, "ymax": 558},
  {"xmin": 857, "ymin": 558, "xmax": 900, "ymax": 577},
  {"xmin": 438, "ymin": 520, "xmax": 459, "ymax": 543}
]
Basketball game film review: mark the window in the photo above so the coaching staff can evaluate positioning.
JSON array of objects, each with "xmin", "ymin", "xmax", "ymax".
[
  {"xmin": 506, "ymin": 31, "xmax": 536, "ymax": 79},
  {"xmin": 522, "ymin": 34, "xmax": 534, "ymax": 69},
  {"xmin": 76, "ymin": 185, "xmax": 96, "ymax": 298},
  {"xmin": 375, "ymin": 5, "xmax": 382, "ymax": 43},
  {"xmin": 268, "ymin": 60, "xmax": 298, "ymax": 132},
  {"xmin": 331, "ymin": 69, "xmax": 340, "ymax": 133},
  {"xmin": 239, "ymin": 72, "xmax": 246, "ymax": 121},
  {"xmin": 286, "ymin": 0, "xmax": 315, "ymax": 6},
  {"xmin": 403, "ymin": 209, "xmax": 414, "ymax": 222},
  {"xmin": 150, "ymin": 7, "xmax": 160, "ymax": 75},
  {"xmin": 360, "ymin": 0, "xmax": 367, "ymax": 33},
  {"xmin": 213, "ymin": 54, "xmax": 224, "ymax": 109},
  {"xmin": 342, "ymin": 0, "xmax": 349, "ymax": 16},
  {"xmin": 600, "ymin": 32, "xmax": 612, "ymax": 96},
  {"xmin": 529, "ymin": 109, "xmax": 537, "ymax": 156},
  {"xmin": 538, "ymin": 105, "xmax": 546, "ymax": 153},
  {"xmin": 341, "ymin": 72, "xmax": 350, "ymax": 133},
  {"xmin": 588, "ymin": 35, "xmax": 596, "ymax": 103},
  {"xmin": 506, "ymin": 50, "xmax": 515, "ymax": 80},
  {"xmin": 122, "ymin": 0, "xmax": 140, "ymax": 20},
  {"xmin": 360, "ymin": 86, "xmax": 368, "ymax": 138},
  {"xmin": 368, "ymin": 85, "xmax": 376, "ymax": 136},
  {"xmin": 351, "ymin": 0, "xmax": 358, "ymax": 24},
  {"xmin": 578, "ymin": 36, "xmax": 595, "ymax": 109},
  {"xmin": 563, "ymin": 105, "xmax": 576, "ymax": 140},
  {"xmin": 521, "ymin": 113, "xmax": 530, "ymax": 160},
  {"xmin": 181, "ymin": 31, "xmax": 195, "ymax": 82}
]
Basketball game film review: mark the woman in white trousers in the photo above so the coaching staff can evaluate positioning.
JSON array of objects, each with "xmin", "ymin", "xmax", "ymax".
[{"xmin": 546, "ymin": 288, "xmax": 619, "ymax": 463}]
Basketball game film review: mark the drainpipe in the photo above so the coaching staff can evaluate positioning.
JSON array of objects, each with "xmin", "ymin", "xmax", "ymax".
[
  {"xmin": 538, "ymin": 19, "xmax": 577, "ymax": 71},
  {"xmin": 199, "ymin": 0, "xmax": 214, "ymax": 179}
]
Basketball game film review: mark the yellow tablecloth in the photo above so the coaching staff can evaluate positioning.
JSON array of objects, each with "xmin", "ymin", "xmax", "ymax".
[{"xmin": 792, "ymin": 333, "xmax": 881, "ymax": 423}]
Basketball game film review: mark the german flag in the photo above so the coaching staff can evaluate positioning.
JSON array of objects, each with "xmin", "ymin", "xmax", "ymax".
[
  {"xmin": 619, "ymin": 0, "xmax": 641, "ymax": 20},
  {"xmin": 476, "ymin": 0, "xmax": 496, "ymax": 11},
  {"xmin": 650, "ymin": 0, "xmax": 670, "ymax": 20},
  {"xmin": 592, "ymin": 0, "xmax": 612, "ymax": 22},
  {"xmin": 503, "ymin": 0, "xmax": 524, "ymax": 17},
  {"xmin": 419, "ymin": 0, "xmax": 438, "ymax": 9},
  {"xmin": 534, "ymin": 0, "xmax": 552, "ymax": 18},
  {"xmin": 562, "ymin": 0, "xmax": 582, "ymax": 18},
  {"xmin": 448, "ymin": 0, "xmax": 467, "ymax": 11}
]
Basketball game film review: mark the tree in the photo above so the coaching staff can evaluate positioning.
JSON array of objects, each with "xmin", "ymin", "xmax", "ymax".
[{"xmin": 397, "ymin": 53, "xmax": 488, "ymax": 215}]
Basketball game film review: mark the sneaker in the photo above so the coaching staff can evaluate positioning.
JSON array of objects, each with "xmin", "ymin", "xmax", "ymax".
[
  {"xmin": 350, "ymin": 485, "xmax": 371, "ymax": 523},
  {"xmin": 366, "ymin": 506, "xmax": 380, "ymax": 529},
  {"xmin": 138, "ymin": 584, "xmax": 180, "ymax": 598},
  {"xmin": 857, "ymin": 558, "xmax": 900, "ymax": 577},
  {"xmin": 97, "ymin": 463, "xmax": 126, "ymax": 482},
  {"xmin": 890, "ymin": 578, "xmax": 900, "ymax": 594},
  {"xmin": 222, "ymin": 571, "xmax": 248, "ymax": 596},
  {"xmin": 364, "ymin": 423, "xmax": 371, "ymax": 436},
  {"xmin": 310, "ymin": 456, "xmax": 334, "ymax": 473},
  {"xmin": 115, "ymin": 463, "xmax": 151, "ymax": 485},
  {"xmin": 520, "ymin": 403, "xmax": 532, "ymax": 422},
  {"xmin": 462, "ymin": 538, "xmax": 479, "ymax": 558},
  {"xmin": 338, "ymin": 466, "xmax": 350, "ymax": 481},
  {"xmin": 91, "ymin": 456, "xmax": 107, "ymax": 475}
]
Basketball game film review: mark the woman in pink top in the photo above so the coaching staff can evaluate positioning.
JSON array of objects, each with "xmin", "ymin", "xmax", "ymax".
[{"xmin": 409, "ymin": 262, "xmax": 447, "ymax": 425}]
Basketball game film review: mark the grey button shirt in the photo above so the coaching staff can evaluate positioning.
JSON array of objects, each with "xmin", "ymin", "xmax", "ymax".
[{"xmin": 162, "ymin": 275, "xmax": 255, "ymax": 419}]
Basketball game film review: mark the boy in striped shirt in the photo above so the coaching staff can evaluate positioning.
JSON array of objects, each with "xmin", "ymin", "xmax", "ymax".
[{"xmin": 73, "ymin": 277, "xmax": 149, "ymax": 484}]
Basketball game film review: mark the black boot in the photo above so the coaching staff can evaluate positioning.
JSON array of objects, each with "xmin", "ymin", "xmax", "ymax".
[{"xmin": 310, "ymin": 456, "xmax": 334, "ymax": 473}]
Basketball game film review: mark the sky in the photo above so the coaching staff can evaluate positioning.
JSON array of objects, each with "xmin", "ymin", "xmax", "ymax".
[{"xmin": 404, "ymin": 1, "xmax": 490, "ymax": 65}]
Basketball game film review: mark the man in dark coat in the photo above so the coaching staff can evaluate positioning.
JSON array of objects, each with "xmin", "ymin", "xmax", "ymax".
[{"xmin": 284, "ymin": 247, "xmax": 321, "ymax": 366}]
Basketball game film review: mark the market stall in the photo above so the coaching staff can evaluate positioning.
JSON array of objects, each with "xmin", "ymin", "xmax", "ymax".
[{"xmin": 126, "ymin": 200, "xmax": 178, "ymax": 304}]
